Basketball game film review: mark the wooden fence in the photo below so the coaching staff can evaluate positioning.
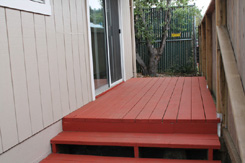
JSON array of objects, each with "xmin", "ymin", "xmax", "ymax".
[
  {"xmin": 199, "ymin": 0, "xmax": 245, "ymax": 162},
  {"xmin": 136, "ymin": 7, "xmax": 196, "ymax": 73}
]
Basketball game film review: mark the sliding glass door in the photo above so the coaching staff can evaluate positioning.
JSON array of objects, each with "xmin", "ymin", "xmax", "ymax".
[{"xmin": 89, "ymin": 0, "xmax": 122, "ymax": 93}]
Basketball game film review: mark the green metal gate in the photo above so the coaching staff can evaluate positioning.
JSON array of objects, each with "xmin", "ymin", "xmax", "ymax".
[{"xmin": 136, "ymin": 7, "xmax": 195, "ymax": 73}]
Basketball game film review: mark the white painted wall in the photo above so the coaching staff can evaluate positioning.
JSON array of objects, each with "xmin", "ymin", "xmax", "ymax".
[
  {"xmin": 0, "ymin": 120, "xmax": 62, "ymax": 163},
  {"xmin": 0, "ymin": 0, "xmax": 93, "ymax": 155}
]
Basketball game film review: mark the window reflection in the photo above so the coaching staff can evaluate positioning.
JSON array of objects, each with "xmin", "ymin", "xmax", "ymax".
[{"xmin": 89, "ymin": 0, "xmax": 109, "ymax": 90}]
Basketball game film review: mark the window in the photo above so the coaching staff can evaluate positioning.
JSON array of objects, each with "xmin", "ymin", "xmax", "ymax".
[{"xmin": 0, "ymin": 0, "xmax": 51, "ymax": 15}]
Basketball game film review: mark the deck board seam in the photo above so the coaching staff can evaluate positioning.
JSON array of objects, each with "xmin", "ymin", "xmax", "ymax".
[
  {"xmin": 77, "ymin": 79, "xmax": 148, "ymax": 118},
  {"xmin": 92, "ymin": 79, "xmax": 151, "ymax": 118},
  {"xmin": 113, "ymin": 78, "xmax": 157, "ymax": 119},
  {"xmin": 99, "ymin": 80, "xmax": 153, "ymax": 116},
  {"xmin": 122, "ymin": 78, "xmax": 161, "ymax": 119},
  {"xmin": 104, "ymin": 79, "xmax": 154, "ymax": 119},
  {"xmin": 161, "ymin": 77, "xmax": 179, "ymax": 122},
  {"xmin": 147, "ymin": 78, "xmax": 172, "ymax": 120},
  {"xmin": 134, "ymin": 78, "xmax": 168, "ymax": 120},
  {"xmin": 198, "ymin": 77, "xmax": 207, "ymax": 121},
  {"xmin": 176, "ymin": 77, "xmax": 186, "ymax": 121}
]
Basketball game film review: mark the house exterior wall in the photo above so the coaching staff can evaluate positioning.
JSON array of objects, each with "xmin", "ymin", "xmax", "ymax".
[
  {"xmin": 0, "ymin": 0, "xmax": 93, "ymax": 154},
  {"xmin": 0, "ymin": 0, "xmax": 135, "ymax": 161},
  {"xmin": 0, "ymin": 121, "xmax": 62, "ymax": 163}
]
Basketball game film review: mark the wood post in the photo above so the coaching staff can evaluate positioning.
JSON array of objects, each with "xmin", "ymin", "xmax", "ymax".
[
  {"xmin": 216, "ymin": 42, "xmax": 221, "ymax": 113},
  {"xmin": 216, "ymin": 42, "xmax": 228, "ymax": 127},
  {"xmin": 216, "ymin": 0, "xmax": 227, "ymax": 121},
  {"xmin": 134, "ymin": 146, "xmax": 139, "ymax": 158},
  {"xmin": 216, "ymin": 0, "xmax": 226, "ymax": 26},
  {"xmin": 201, "ymin": 22, "xmax": 206, "ymax": 77},
  {"xmin": 220, "ymin": 58, "xmax": 228, "ymax": 128},
  {"xmin": 208, "ymin": 148, "xmax": 214, "ymax": 160},
  {"xmin": 52, "ymin": 143, "xmax": 57, "ymax": 153},
  {"xmin": 198, "ymin": 26, "xmax": 202, "ymax": 73},
  {"xmin": 205, "ymin": 15, "xmax": 212, "ymax": 91}
]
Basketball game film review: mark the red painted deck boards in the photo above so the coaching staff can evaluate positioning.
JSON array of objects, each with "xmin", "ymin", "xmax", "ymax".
[
  {"xmin": 76, "ymin": 78, "xmax": 147, "ymax": 119},
  {"xmin": 199, "ymin": 77, "xmax": 217, "ymax": 121},
  {"xmin": 41, "ymin": 154, "xmax": 221, "ymax": 163},
  {"xmin": 123, "ymin": 78, "xmax": 164, "ymax": 121},
  {"xmin": 51, "ymin": 131, "xmax": 220, "ymax": 149},
  {"xmin": 63, "ymin": 77, "xmax": 219, "ymax": 124},
  {"xmin": 83, "ymin": 79, "xmax": 150, "ymax": 119},
  {"xmin": 191, "ymin": 77, "xmax": 205, "ymax": 121},
  {"xmin": 107, "ymin": 78, "xmax": 159, "ymax": 120},
  {"xmin": 149, "ymin": 77, "xmax": 178, "ymax": 122},
  {"xmin": 163, "ymin": 78, "xmax": 185, "ymax": 122},
  {"xmin": 136, "ymin": 78, "xmax": 171, "ymax": 121},
  {"xmin": 177, "ymin": 77, "xmax": 192, "ymax": 121},
  {"xmin": 99, "ymin": 78, "xmax": 152, "ymax": 119}
]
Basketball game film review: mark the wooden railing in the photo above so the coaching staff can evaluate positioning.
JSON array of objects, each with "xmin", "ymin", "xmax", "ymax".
[{"xmin": 199, "ymin": 0, "xmax": 245, "ymax": 162}]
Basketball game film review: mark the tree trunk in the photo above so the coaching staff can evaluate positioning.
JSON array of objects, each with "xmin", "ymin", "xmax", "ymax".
[
  {"xmin": 148, "ymin": 50, "xmax": 163, "ymax": 76},
  {"xmin": 135, "ymin": 0, "xmax": 172, "ymax": 77},
  {"xmin": 147, "ymin": 40, "xmax": 167, "ymax": 76},
  {"xmin": 136, "ymin": 53, "xmax": 148, "ymax": 75}
]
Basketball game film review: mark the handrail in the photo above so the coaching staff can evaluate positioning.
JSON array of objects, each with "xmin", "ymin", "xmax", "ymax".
[{"xmin": 216, "ymin": 26, "xmax": 245, "ymax": 162}]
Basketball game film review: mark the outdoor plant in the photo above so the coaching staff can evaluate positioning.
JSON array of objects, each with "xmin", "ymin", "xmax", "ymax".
[{"xmin": 134, "ymin": 0, "xmax": 201, "ymax": 76}]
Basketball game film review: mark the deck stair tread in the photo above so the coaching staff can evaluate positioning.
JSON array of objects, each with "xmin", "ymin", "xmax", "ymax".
[
  {"xmin": 41, "ymin": 153, "xmax": 221, "ymax": 163},
  {"xmin": 51, "ymin": 131, "xmax": 220, "ymax": 149}
]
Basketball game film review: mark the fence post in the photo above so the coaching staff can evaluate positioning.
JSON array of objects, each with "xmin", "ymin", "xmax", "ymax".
[
  {"xmin": 201, "ymin": 21, "xmax": 206, "ymax": 77},
  {"xmin": 193, "ymin": 12, "xmax": 197, "ymax": 74},
  {"xmin": 198, "ymin": 26, "xmax": 202, "ymax": 73},
  {"xmin": 205, "ymin": 15, "xmax": 212, "ymax": 91},
  {"xmin": 215, "ymin": 0, "xmax": 227, "ymax": 123}
]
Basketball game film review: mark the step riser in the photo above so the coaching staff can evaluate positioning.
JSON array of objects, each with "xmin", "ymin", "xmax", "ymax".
[
  {"xmin": 52, "ymin": 144, "xmax": 216, "ymax": 160},
  {"xmin": 63, "ymin": 121, "xmax": 218, "ymax": 134}
]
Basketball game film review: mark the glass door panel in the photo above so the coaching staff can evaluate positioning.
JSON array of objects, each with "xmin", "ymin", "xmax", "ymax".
[
  {"xmin": 106, "ymin": 0, "xmax": 122, "ymax": 83},
  {"xmin": 89, "ymin": 0, "xmax": 109, "ymax": 90}
]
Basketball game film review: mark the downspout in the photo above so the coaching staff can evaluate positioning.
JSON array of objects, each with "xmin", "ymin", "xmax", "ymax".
[{"xmin": 129, "ymin": 0, "xmax": 137, "ymax": 78}]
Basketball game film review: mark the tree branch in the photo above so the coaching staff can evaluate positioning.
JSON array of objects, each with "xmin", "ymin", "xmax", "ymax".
[
  {"xmin": 140, "ymin": 9, "xmax": 155, "ymax": 55},
  {"xmin": 159, "ymin": 0, "xmax": 172, "ymax": 54}
]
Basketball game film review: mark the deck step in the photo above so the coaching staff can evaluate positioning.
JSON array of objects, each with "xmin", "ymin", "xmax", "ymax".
[
  {"xmin": 62, "ymin": 120, "xmax": 218, "ymax": 134},
  {"xmin": 41, "ymin": 153, "xmax": 221, "ymax": 163},
  {"xmin": 51, "ymin": 131, "xmax": 220, "ymax": 153}
]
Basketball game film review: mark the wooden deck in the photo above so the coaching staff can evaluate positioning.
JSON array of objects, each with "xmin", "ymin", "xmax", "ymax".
[
  {"xmin": 63, "ymin": 77, "xmax": 219, "ymax": 134},
  {"xmin": 42, "ymin": 77, "xmax": 221, "ymax": 162}
]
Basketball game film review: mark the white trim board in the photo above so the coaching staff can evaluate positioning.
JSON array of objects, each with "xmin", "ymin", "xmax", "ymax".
[
  {"xmin": 86, "ymin": 0, "xmax": 96, "ymax": 101},
  {"xmin": 118, "ymin": 0, "xmax": 126, "ymax": 82},
  {"xmin": 0, "ymin": 0, "xmax": 51, "ymax": 15}
]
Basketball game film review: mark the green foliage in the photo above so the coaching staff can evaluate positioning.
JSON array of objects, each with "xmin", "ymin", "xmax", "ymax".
[
  {"xmin": 166, "ymin": 56, "xmax": 195, "ymax": 74},
  {"xmin": 134, "ymin": 0, "xmax": 201, "ymax": 43}
]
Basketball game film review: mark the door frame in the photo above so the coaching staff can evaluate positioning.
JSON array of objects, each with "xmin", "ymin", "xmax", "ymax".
[{"xmin": 86, "ymin": 0, "xmax": 125, "ymax": 100}]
